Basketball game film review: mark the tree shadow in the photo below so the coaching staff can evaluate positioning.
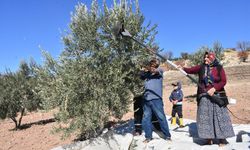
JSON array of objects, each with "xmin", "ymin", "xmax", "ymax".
[
  {"xmin": 68, "ymin": 119, "xmax": 134, "ymax": 150},
  {"xmin": 113, "ymin": 119, "xmax": 134, "ymax": 135},
  {"xmin": 172, "ymin": 126, "xmax": 189, "ymax": 133},
  {"xmin": 10, "ymin": 118, "xmax": 56, "ymax": 130},
  {"xmin": 184, "ymin": 94, "xmax": 197, "ymax": 103},
  {"xmin": 184, "ymin": 94, "xmax": 197, "ymax": 99},
  {"xmin": 74, "ymin": 119, "xmax": 134, "ymax": 142}
]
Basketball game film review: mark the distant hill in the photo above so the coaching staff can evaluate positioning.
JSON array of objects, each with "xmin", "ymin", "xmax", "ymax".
[
  {"xmin": 163, "ymin": 65, "xmax": 250, "ymax": 86},
  {"xmin": 222, "ymin": 49, "xmax": 250, "ymax": 66},
  {"xmin": 162, "ymin": 49, "xmax": 250, "ymax": 86},
  {"xmin": 161, "ymin": 49, "xmax": 250, "ymax": 71}
]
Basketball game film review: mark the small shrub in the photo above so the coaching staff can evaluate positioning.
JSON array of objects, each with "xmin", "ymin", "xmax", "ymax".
[{"xmin": 237, "ymin": 51, "xmax": 249, "ymax": 62}]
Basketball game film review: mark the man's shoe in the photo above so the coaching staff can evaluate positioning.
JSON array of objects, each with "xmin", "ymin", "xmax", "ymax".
[
  {"xmin": 165, "ymin": 137, "xmax": 172, "ymax": 141},
  {"xmin": 133, "ymin": 131, "xmax": 141, "ymax": 136},
  {"xmin": 143, "ymin": 138, "xmax": 152, "ymax": 143}
]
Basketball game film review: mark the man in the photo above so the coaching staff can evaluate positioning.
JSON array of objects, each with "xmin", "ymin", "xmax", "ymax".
[{"xmin": 140, "ymin": 59, "xmax": 171, "ymax": 143}]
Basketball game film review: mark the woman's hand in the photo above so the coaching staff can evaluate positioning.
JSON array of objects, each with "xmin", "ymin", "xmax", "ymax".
[
  {"xmin": 207, "ymin": 88, "xmax": 216, "ymax": 96},
  {"xmin": 177, "ymin": 65, "xmax": 183, "ymax": 70}
]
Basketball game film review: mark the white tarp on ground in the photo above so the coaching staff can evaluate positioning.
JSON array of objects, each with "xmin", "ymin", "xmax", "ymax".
[{"xmin": 52, "ymin": 116, "xmax": 250, "ymax": 150}]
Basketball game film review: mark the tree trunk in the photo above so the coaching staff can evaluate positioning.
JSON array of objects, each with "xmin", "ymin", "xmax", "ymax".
[
  {"xmin": 17, "ymin": 108, "xmax": 25, "ymax": 129},
  {"xmin": 10, "ymin": 117, "xmax": 18, "ymax": 130}
]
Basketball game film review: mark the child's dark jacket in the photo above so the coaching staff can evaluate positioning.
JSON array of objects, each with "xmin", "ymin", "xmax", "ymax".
[{"xmin": 169, "ymin": 82, "xmax": 183, "ymax": 105}]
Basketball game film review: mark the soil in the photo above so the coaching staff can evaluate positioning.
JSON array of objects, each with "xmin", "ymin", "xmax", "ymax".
[{"xmin": 0, "ymin": 110, "xmax": 75, "ymax": 150}]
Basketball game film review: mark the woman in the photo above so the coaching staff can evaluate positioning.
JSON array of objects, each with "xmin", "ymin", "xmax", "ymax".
[{"xmin": 183, "ymin": 52, "xmax": 235, "ymax": 146}]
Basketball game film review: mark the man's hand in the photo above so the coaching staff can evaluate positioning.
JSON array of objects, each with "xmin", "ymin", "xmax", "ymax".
[
  {"xmin": 141, "ymin": 66, "xmax": 150, "ymax": 72},
  {"xmin": 207, "ymin": 87, "xmax": 216, "ymax": 96},
  {"xmin": 141, "ymin": 67, "xmax": 148, "ymax": 72}
]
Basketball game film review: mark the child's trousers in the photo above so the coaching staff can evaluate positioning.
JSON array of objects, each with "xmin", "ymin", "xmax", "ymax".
[{"xmin": 171, "ymin": 105, "xmax": 183, "ymax": 118}]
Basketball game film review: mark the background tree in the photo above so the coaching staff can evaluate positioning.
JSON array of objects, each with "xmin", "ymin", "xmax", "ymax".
[
  {"xmin": 189, "ymin": 41, "xmax": 224, "ymax": 65},
  {"xmin": 237, "ymin": 41, "xmax": 250, "ymax": 51},
  {"xmin": 189, "ymin": 46, "xmax": 210, "ymax": 65},
  {"xmin": 212, "ymin": 41, "xmax": 224, "ymax": 61},
  {"xmin": 0, "ymin": 71, "xmax": 20, "ymax": 128},
  {"xmin": 162, "ymin": 50, "xmax": 173, "ymax": 60},
  {"xmin": 180, "ymin": 52, "xmax": 189, "ymax": 60},
  {"xmin": 0, "ymin": 61, "xmax": 42, "ymax": 129},
  {"xmin": 237, "ymin": 41, "xmax": 250, "ymax": 62},
  {"xmin": 36, "ymin": 0, "xmax": 159, "ymax": 139}
]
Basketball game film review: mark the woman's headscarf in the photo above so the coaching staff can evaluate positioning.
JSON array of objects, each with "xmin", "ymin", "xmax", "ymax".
[
  {"xmin": 203, "ymin": 52, "xmax": 220, "ymax": 86},
  {"xmin": 208, "ymin": 52, "xmax": 219, "ymax": 67}
]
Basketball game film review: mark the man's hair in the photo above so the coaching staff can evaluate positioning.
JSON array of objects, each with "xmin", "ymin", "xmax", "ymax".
[{"xmin": 149, "ymin": 59, "xmax": 159, "ymax": 68}]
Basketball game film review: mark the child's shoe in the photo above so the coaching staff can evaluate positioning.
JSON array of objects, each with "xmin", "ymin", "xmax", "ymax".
[
  {"xmin": 179, "ymin": 118, "xmax": 184, "ymax": 128},
  {"xmin": 171, "ymin": 117, "xmax": 176, "ymax": 126}
]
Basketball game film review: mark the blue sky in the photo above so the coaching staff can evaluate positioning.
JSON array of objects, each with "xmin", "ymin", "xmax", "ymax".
[{"xmin": 0, "ymin": 0, "xmax": 250, "ymax": 73}]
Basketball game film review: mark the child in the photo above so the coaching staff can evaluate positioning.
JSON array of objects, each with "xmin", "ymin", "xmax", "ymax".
[{"xmin": 169, "ymin": 81, "xmax": 184, "ymax": 127}]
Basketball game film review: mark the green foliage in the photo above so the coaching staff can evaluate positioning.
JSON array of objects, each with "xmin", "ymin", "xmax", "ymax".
[
  {"xmin": 189, "ymin": 41, "xmax": 224, "ymax": 65},
  {"xmin": 36, "ymin": 0, "xmax": 158, "ymax": 139},
  {"xmin": 0, "ymin": 61, "xmax": 42, "ymax": 129},
  {"xmin": 188, "ymin": 46, "xmax": 209, "ymax": 65},
  {"xmin": 0, "ymin": 72, "xmax": 21, "ymax": 121},
  {"xmin": 18, "ymin": 61, "xmax": 42, "ymax": 112}
]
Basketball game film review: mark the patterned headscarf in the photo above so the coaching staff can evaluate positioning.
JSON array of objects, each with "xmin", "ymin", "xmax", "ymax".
[
  {"xmin": 208, "ymin": 52, "xmax": 219, "ymax": 67},
  {"xmin": 203, "ymin": 52, "xmax": 219, "ymax": 86},
  {"xmin": 208, "ymin": 52, "xmax": 216, "ymax": 62}
]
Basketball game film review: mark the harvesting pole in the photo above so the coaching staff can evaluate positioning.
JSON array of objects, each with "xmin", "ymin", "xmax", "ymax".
[{"xmin": 115, "ymin": 26, "xmax": 198, "ymax": 85}]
